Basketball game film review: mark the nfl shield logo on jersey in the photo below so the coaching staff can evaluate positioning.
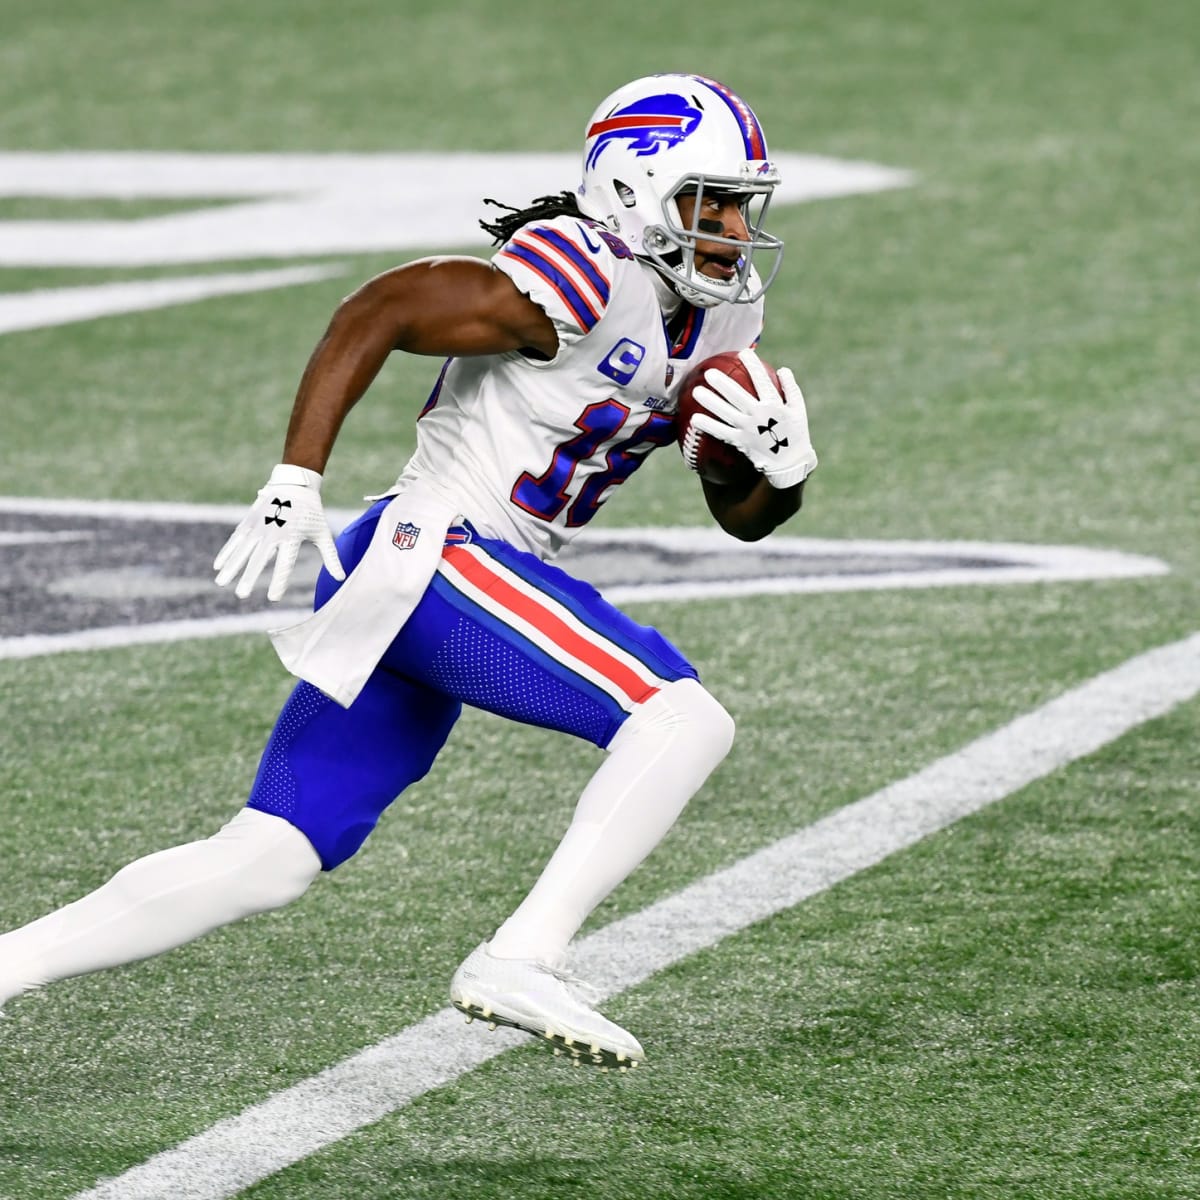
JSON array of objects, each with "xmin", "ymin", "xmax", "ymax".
[{"xmin": 392, "ymin": 521, "xmax": 421, "ymax": 550}]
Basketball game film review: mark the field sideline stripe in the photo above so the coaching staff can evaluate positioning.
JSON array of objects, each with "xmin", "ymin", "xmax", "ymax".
[
  {"xmin": 0, "ymin": 266, "xmax": 346, "ymax": 336},
  {"xmin": 73, "ymin": 631, "xmax": 1200, "ymax": 1200},
  {"xmin": 0, "ymin": 611, "xmax": 311, "ymax": 661}
]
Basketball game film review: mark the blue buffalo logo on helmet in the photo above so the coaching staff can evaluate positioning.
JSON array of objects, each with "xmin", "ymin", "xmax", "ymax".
[{"xmin": 585, "ymin": 94, "xmax": 703, "ymax": 169}]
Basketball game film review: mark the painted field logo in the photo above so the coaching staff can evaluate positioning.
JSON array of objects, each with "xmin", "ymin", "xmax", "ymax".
[
  {"xmin": 0, "ymin": 497, "xmax": 1171, "ymax": 659},
  {"xmin": 0, "ymin": 151, "xmax": 914, "ymax": 336}
]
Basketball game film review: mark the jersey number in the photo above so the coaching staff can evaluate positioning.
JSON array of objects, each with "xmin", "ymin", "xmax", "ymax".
[{"xmin": 511, "ymin": 400, "xmax": 676, "ymax": 527}]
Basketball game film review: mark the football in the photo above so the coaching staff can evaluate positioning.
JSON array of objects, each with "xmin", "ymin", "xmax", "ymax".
[{"xmin": 675, "ymin": 350, "xmax": 776, "ymax": 486}]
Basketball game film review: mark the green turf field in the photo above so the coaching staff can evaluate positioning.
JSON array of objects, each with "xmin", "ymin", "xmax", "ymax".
[{"xmin": 2, "ymin": 2, "xmax": 1198, "ymax": 1198}]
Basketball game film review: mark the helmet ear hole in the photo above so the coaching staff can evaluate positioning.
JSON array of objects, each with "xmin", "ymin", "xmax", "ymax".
[{"xmin": 613, "ymin": 180, "xmax": 638, "ymax": 208}]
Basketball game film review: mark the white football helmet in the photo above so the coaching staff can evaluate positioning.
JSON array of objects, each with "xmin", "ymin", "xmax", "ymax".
[{"xmin": 576, "ymin": 74, "xmax": 783, "ymax": 308}]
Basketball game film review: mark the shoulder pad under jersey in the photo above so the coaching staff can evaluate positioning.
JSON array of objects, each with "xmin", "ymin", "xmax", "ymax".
[{"xmin": 495, "ymin": 216, "xmax": 633, "ymax": 338}]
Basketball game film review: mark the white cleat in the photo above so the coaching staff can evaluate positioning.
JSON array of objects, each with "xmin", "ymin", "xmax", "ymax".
[{"xmin": 449, "ymin": 941, "xmax": 644, "ymax": 1070}]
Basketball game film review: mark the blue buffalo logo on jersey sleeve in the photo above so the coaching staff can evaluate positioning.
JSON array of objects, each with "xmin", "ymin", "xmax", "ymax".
[{"xmin": 585, "ymin": 94, "xmax": 703, "ymax": 169}]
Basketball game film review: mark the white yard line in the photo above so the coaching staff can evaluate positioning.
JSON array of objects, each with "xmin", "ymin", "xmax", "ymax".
[
  {"xmin": 72, "ymin": 630, "xmax": 1200, "ymax": 1200},
  {"xmin": 0, "ymin": 612, "xmax": 309, "ymax": 661},
  {"xmin": 0, "ymin": 496, "xmax": 365, "ymax": 525},
  {"xmin": 0, "ymin": 266, "xmax": 345, "ymax": 335}
]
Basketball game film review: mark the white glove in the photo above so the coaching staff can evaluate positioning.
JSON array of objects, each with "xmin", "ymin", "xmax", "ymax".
[
  {"xmin": 213, "ymin": 463, "xmax": 345, "ymax": 601},
  {"xmin": 689, "ymin": 348, "xmax": 819, "ymax": 488}
]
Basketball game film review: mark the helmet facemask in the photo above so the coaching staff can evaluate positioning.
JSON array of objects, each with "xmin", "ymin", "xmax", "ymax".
[{"xmin": 641, "ymin": 170, "xmax": 783, "ymax": 308}]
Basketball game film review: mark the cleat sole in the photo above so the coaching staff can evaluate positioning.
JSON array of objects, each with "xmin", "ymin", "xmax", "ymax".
[{"xmin": 451, "ymin": 998, "xmax": 644, "ymax": 1072}]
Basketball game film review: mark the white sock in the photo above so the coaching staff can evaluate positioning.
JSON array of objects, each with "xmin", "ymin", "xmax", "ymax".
[
  {"xmin": 0, "ymin": 809, "xmax": 321, "ymax": 1005},
  {"xmin": 488, "ymin": 677, "xmax": 735, "ymax": 965}
]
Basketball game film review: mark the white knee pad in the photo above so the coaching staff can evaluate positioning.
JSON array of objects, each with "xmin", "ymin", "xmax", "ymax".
[
  {"xmin": 206, "ymin": 809, "xmax": 323, "ymax": 912},
  {"xmin": 610, "ymin": 677, "xmax": 736, "ymax": 771}
]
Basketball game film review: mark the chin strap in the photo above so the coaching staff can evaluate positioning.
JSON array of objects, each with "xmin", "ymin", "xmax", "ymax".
[
  {"xmin": 668, "ymin": 262, "xmax": 741, "ymax": 308},
  {"xmin": 640, "ymin": 256, "xmax": 736, "ymax": 311}
]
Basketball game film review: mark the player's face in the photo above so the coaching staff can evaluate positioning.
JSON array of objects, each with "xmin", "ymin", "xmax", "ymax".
[{"xmin": 676, "ymin": 192, "xmax": 751, "ymax": 285}]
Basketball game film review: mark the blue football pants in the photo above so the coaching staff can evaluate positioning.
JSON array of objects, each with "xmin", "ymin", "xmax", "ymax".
[{"xmin": 247, "ymin": 503, "xmax": 698, "ymax": 869}]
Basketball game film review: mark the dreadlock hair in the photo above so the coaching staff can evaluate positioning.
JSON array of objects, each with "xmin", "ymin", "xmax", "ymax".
[{"xmin": 479, "ymin": 191, "xmax": 583, "ymax": 246}]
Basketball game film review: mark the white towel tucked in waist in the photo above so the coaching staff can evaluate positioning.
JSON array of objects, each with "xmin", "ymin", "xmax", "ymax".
[{"xmin": 269, "ymin": 481, "xmax": 459, "ymax": 707}]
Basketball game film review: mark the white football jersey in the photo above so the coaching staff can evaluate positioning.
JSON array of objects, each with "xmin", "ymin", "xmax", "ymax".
[{"xmin": 389, "ymin": 214, "xmax": 764, "ymax": 560}]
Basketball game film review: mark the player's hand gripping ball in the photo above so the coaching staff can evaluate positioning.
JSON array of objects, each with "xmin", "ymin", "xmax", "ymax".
[
  {"xmin": 675, "ymin": 348, "xmax": 818, "ymax": 489},
  {"xmin": 675, "ymin": 350, "xmax": 768, "ymax": 486}
]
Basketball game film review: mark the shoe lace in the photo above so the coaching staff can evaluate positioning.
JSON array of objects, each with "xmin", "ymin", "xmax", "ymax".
[{"xmin": 546, "ymin": 963, "xmax": 602, "ymax": 1006}]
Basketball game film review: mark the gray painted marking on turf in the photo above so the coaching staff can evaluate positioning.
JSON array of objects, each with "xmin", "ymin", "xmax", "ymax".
[
  {"xmin": 0, "ymin": 497, "xmax": 1169, "ymax": 657},
  {"xmin": 71, "ymin": 631, "xmax": 1200, "ymax": 1200}
]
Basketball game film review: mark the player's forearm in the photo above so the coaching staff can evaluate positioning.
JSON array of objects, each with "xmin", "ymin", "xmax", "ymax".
[
  {"xmin": 280, "ymin": 286, "xmax": 405, "ymax": 472},
  {"xmin": 704, "ymin": 476, "xmax": 803, "ymax": 541}
]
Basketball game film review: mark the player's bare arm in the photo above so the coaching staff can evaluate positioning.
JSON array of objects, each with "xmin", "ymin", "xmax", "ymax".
[
  {"xmin": 283, "ymin": 257, "xmax": 557, "ymax": 473},
  {"xmin": 701, "ymin": 474, "xmax": 804, "ymax": 541}
]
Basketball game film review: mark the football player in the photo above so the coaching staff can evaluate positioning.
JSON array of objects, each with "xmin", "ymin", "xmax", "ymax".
[{"xmin": 0, "ymin": 74, "xmax": 817, "ymax": 1069}]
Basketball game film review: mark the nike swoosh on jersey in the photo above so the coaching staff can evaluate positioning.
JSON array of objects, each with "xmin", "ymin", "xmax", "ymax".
[{"xmin": 576, "ymin": 223, "xmax": 603, "ymax": 255}]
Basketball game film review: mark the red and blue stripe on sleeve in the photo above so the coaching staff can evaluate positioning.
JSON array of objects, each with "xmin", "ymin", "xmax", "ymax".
[{"xmin": 498, "ymin": 224, "xmax": 612, "ymax": 333}]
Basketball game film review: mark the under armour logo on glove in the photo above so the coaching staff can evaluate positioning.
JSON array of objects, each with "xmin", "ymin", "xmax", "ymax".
[
  {"xmin": 264, "ymin": 497, "xmax": 292, "ymax": 527},
  {"xmin": 757, "ymin": 417, "xmax": 789, "ymax": 454},
  {"xmin": 215, "ymin": 464, "xmax": 345, "ymax": 601},
  {"xmin": 688, "ymin": 348, "xmax": 819, "ymax": 489}
]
